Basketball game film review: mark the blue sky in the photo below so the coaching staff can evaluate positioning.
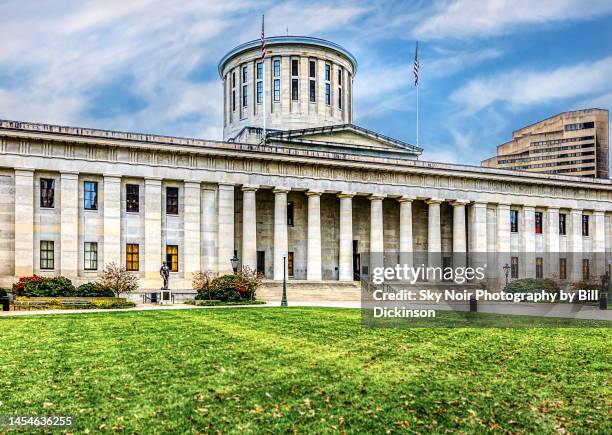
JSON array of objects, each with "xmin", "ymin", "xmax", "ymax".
[{"xmin": 1, "ymin": 0, "xmax": 612, "ymax": 165}]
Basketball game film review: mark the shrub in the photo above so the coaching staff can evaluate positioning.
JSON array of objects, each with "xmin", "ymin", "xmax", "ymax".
[
  {"xmin": 192, "ymin": 271, "xmax": 215, "ymax": 300},
  {"xmin": 195, "ymin": 267, "xmax": 261, "ymax": 302},
  {"xmin": 98, "ymin": 262, "xmax": 139, "ymax": 297},
  {"xmin": 570, "ymin": 280, "xmax": 601, "ymax": 291},
  {"xmin": 504, "ymin": 278, "xmax": 559, "ymax": 297},
  {"xmin": 90, "ymin": 299, "xmax": 136, "ymax": 309},
  {"xmin": 12, "ymin": 275, "xmax": 76, "ymax": 297},
  {"xmin": 76, "ymin": 282, "xmax": 115, "ymax": 297},
  {"xmin": 0, "ymin": 288, "xmax": 6, "ymax": 297}
]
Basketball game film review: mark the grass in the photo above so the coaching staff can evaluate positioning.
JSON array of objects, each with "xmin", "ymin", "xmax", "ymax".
[{"xmin": 1, "ymin": 308, "xmax": 610, "ymax": 433}]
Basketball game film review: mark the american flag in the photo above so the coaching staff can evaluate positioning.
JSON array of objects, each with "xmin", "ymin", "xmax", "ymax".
[
  {"xmin": 413, "ymin": 41, "xmax": 419, "ymax": 86},
  {"xmin": 260, "ymin": 15, "xmax": 266, "ymax": 59}
]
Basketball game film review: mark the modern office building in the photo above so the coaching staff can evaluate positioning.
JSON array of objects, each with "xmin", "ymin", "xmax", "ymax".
[{"xmin": 482, "ymin": 109, "xmax": 609, "ymax": 178}]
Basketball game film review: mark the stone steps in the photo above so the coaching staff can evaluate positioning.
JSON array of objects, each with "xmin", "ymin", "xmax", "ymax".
[{"xmin": 258, "ymin": 280, "xmax": 361, "ymax": 302}]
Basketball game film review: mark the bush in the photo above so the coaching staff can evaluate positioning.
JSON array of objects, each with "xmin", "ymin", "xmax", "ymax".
[
  {"xmin": 570, "ymin": 280, "xmax": 601, "ymax": 291},
  {"xmin": 195, "ymin": 267, "xmax": 261, "ymax": 302},
  {"xmin": 0, "ymin": 288, "xmax": 6, "ymax": 297},
  {"xmin": 504, "ymin": 278, "xmax": 559, "ymax": 297},
  {"xmin": 98, "ymin": 262, "xmax": 139, "ymax": 297},
  {"xmin": 90, "ymin": 299, "xmax": 136, "ymax": 309},
  {"xmin": 186, "ymin": 299, "xmax": 266, "ymax": 306},
  {"xmin": 76, "ymin": 282, "xmax": 115, "ymax": 297},
  {"xmin": 13, "ymin": 275, "xmax": 76, "ymax": 297}
]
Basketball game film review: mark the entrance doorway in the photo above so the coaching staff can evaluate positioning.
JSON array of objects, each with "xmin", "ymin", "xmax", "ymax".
[
  {"xmin": 353, "ymin": 240, "xmax": 360, "ymax": 281},
  {"xmin": 256, "ymin": 251, "xmax": 265, "ymax": 276}
]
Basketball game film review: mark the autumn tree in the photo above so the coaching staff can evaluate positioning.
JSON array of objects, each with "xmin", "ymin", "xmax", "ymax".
[{"xmin": 98, "ymin": 262, "xmax": 139, "ymax": 297}]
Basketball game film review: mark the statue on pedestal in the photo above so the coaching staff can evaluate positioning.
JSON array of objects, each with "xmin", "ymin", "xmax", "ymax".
[{"xmin": 160, "ymin": 261, "xmax": 170, "ymax": 290}]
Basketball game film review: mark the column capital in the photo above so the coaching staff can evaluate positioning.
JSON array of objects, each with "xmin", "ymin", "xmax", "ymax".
[
  {"xmin": 397, "ymin": 196, "xmax": 414, "ymax": 203},
  {"xmin": 471, "ymin": 201, "xmax": 488, "ymax": 208},
  {"xmin": 450, "ymin": 199, "xmax": 470, "ymax": 206},
  {"xmin": 547, "ymin": 206, "xmax": 560, "ymax": 212},
  {"xmin": 14, "ymin": 167, "xmax": 35, "ymax": 176},
  {"xmin": 103, "ymin": 174, "xmax": 122, "ymax": 182},
  {"xmin": 337, "ymin": 192, "xmax": 355, "ymax": 199},
  {"xmin": 273, "ymin": 187, "xmax": 289, "ymax": 194},
  {"xmin": 60, "ymin": 171, "xmax": 79, "ymax": 180},
  {"xmin": 522, "ymin": 205, "xmax": 536, "ymax": 211},
  {"xmin": 426, "ymin": 198, "xmax": 443, "ymax": 205},
  {"xmin": 241, "ymin": 185, "xmax": 258, "ymax": 192},
  {"xmin": 369, "ymin": 194, "xmax": 385, "ymax": 201},
  {"xmin": 144, "ymin": 177, "xmax": 162, "ymax": 185},
  {"xmin": 496, "ymin": 202, "xmax": 511, "ymax": 209},
  {"xmin": 184, "ymin": 180, "xmax": 201, "ymax": 189},
  {"xmin": 306, "ymin": 190, "xmax": 323, "ymax": 197},
  {"xmin": 218, "ymin": 183, "xmax": 235, "ymax": 191},
  {"xmin": 593, "ymin": 209, "xmax": 605, "ymax": 216}
]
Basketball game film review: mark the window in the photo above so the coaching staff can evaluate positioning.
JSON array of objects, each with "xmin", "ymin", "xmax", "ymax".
[
  {"xmin": 126, "ymin": 243, "xmax": 139, "ymax": 271},
  {"xmin": 231, "ymin": 71, "xmax": 236, "ymax": 87},
  {"xmin": 535, "ymin": 211, "xmax": 543, "ymax": 234},
  {"xmin": 84, "ymin": 242, "xmax": 98, "ymax": 270},
  {"xmin": 559, "ymin": 258, "xmax": 567, "ymax": 280},
  {"xmin": 40, "ymin": 240, "xmax": 54, "ymax": 270},
  {"xmin": 256, "ymin": 81, "xmax": 263, "ymax": 104},
  {"xmin": 287, "ymin": 202, "xmax": 294, "ymax": 226},
  {"xmin": 126, "ymin": 184, "xmax": 139, "ymax": 212},
  {"xmin": 84, "ymin": 181, "xmax": 98, "ymax": 210},
  {"xmin": 256, "ymin": 62, "xmax": 263, "ymax": 80},
  {"xmin": 559, "ymin": 213, "xmax": 567, "ymax": 235},
  {"xmin": 510, "ymin": 256, "xmax": 519, "ymax": 279},
  {"xmin": 325, "ymin": 64, "xmax": 330, "ymax": 81},
  {"xmin": 40, "ymin": 178, "xmax": 55, "ymax": 208},
  {"xmin": 338, "ymin": 88, "xmax": 343, "ymax": 109},
  {"xmin": 582, "ymin": 215, "xmax": 589, "ymax": 236},
  {"xmin": 582, "ymin": 258, "xmax": 590, "ymax": 280},
  {"xmin": 288, "ymin": 251, "xmax": 294, "ymax": 277},
  {"xmin": 166, "ymin": 187, "xmax": 179, "ymax": 215},
  {"xmin": 535, "ymin": 257, "xmax": 543, "ymax": 279},
  {"xmin": 325, "ymin": 83, "xmax": 331, "ymax": 105},
  {"xmin": 257, "ymin": 251, "xmax": 265, "ymax": 275},
  {"xmin": 309, "ymin": 80, "xmax": 316, "ymax": 103},
  {"xmin": 291, "ymin": 59, "xmax": 299, "ymax": 76},
  {"xmin": 232, "ymin": 90, "xmax": 236, "ymax": 111},
  {"xmin": 510, "ymin": 210, "xmax": 519, "ymax": 233},
  {"xmin": 273, "ymin": 58, "xmax": 280, "ymax": 77},
  {"xmin": 273, "ymin": 79, "xmax": 280, "ymax": 102},
  {"xmin": 309, "ymin": 60, "xmax": 316, "ymax": 78},
  {"xmin": 231, "ymin": 71, "xmax": 236, "ymax": 111},
  {"xmin": 242, "ymin": 84, "xmax": 248, "ymax": 107},
  {"xmin": 242, "ymin": 65, "xmax": 247, "ymax": 83},
  {"xmin": 338, "ymin": 68, "xmax": 342, "ymax": 85},
  {"xmin": 166, "ymin": 245, "xmax": 178, "ymax": 272},
  {"xmin": 291, "ymin": 79, "xmax": 299, "ymax": 100}
]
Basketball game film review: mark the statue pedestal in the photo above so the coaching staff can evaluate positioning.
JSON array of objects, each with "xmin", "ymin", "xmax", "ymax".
[{"xmin": 160, "ymin": 289, "xmax": 173, "ymax": 305}]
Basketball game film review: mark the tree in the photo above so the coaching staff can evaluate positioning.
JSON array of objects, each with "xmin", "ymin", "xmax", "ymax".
[
  {"xmin": 98, "ymin": 262, "xmax": 139, "ymax": 297},
  {"xmin": 192, "ymin": 271, "xmax": 215, "ymax": 300}
]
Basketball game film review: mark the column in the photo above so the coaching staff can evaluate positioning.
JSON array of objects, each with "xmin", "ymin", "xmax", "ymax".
[
  {"xmin": 241, "ymin": 186, "xmax": 257, "ymax": 271},
  {"xmin": 545, "ymin": 207, "xmax": 560, "ymax": 279},
  {"xmin": 398, "ymin": 197, "xmax": 413, "ymax": 267},
  {"xmin": 497, "ymin": 203, "xmax": 511, "ymax": 287},
  {"xmin": 306, "ymin": 191, "xmax": 322, "ymax": 281},
  {"xmin": 273, "ymin": 188, "xmax": 288, "ymax": 281},
  {"xmin": 470, "ymin": 202, "xmax": 488, "ymax": 276},
  {"xmin": 201, "ymin": 185, "xmax": 217, "ymax": 273},
  {"xmin": 369, "ymin": 195, "xmax": 384, "ymax": 272},
  {"xmin": 14, "ymin": 168, "xmax": 34, "ymax": 276},
  {"xmin": 569, "ymin": 209, "xmax": 583, "ymax": 281},
  {"xmin": 338, "ymin": 193, "xmax": 354, "ymax": 281},
  {"xmin": 217, "ymin": 184, "xmax": 235, "ymax": 275},
  {"xmin": 60, "ymin": 171, "xmax": 79, "ymax": 277},
  {"xmin": 183, "ymin": 181, "xmax": 201, "ymax": 279},
  {"xmin": 103, "ymin": 175, "xmax": 121, "ymax": 268},
  {"xmin": 144, "ymin": 178, "xmax": 162, "ymax": 282},
  {"xmin": 427, "ymin": 199, "xmax": 442, "ymax": 274},
  {"xmin": 593, "ymin": 210, "xmax": 605, "ymax": 278},
  {"xmin": 451, "ymin": 200, "xmax": 468, "ymax": 268},
  {"xmin": 522, "ymin": 206, "xmax": 535, "ymax": 278}
]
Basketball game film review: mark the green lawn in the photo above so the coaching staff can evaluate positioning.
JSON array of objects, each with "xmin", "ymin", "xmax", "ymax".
[{"xmin": 1, "ymin": 308, "xmax": 610, "ymax": 433}]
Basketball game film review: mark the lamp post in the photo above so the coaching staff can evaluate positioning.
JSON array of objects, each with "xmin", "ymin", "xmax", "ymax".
[
  {"xmin": 281, "ymin": 255, "xmax": 288, "ymax": 307},
  {"xmin": 503, "ymin": 263, "xmax": 511, "ymax": 288},
  {"xmin": 230, "ymin": 253, "xmax": 239, "ymax": 274}
]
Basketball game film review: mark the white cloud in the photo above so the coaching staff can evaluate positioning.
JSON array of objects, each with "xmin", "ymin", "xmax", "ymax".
[
  {"xmin": 414, "ymin": 0, "xmax": 612, "ymax": 39},
  {"xmin": 451, "ymin": 56, "xmax": 612, "ymax": 114}
]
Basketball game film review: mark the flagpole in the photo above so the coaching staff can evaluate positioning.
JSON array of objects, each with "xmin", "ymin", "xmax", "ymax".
[
  {"xmin": 416, "ymin": 76, "xmax": 419, "ymax": 148},
  {"xmin": 261, "ymin": 15, "xmax": 267, "ymax": 143}
]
